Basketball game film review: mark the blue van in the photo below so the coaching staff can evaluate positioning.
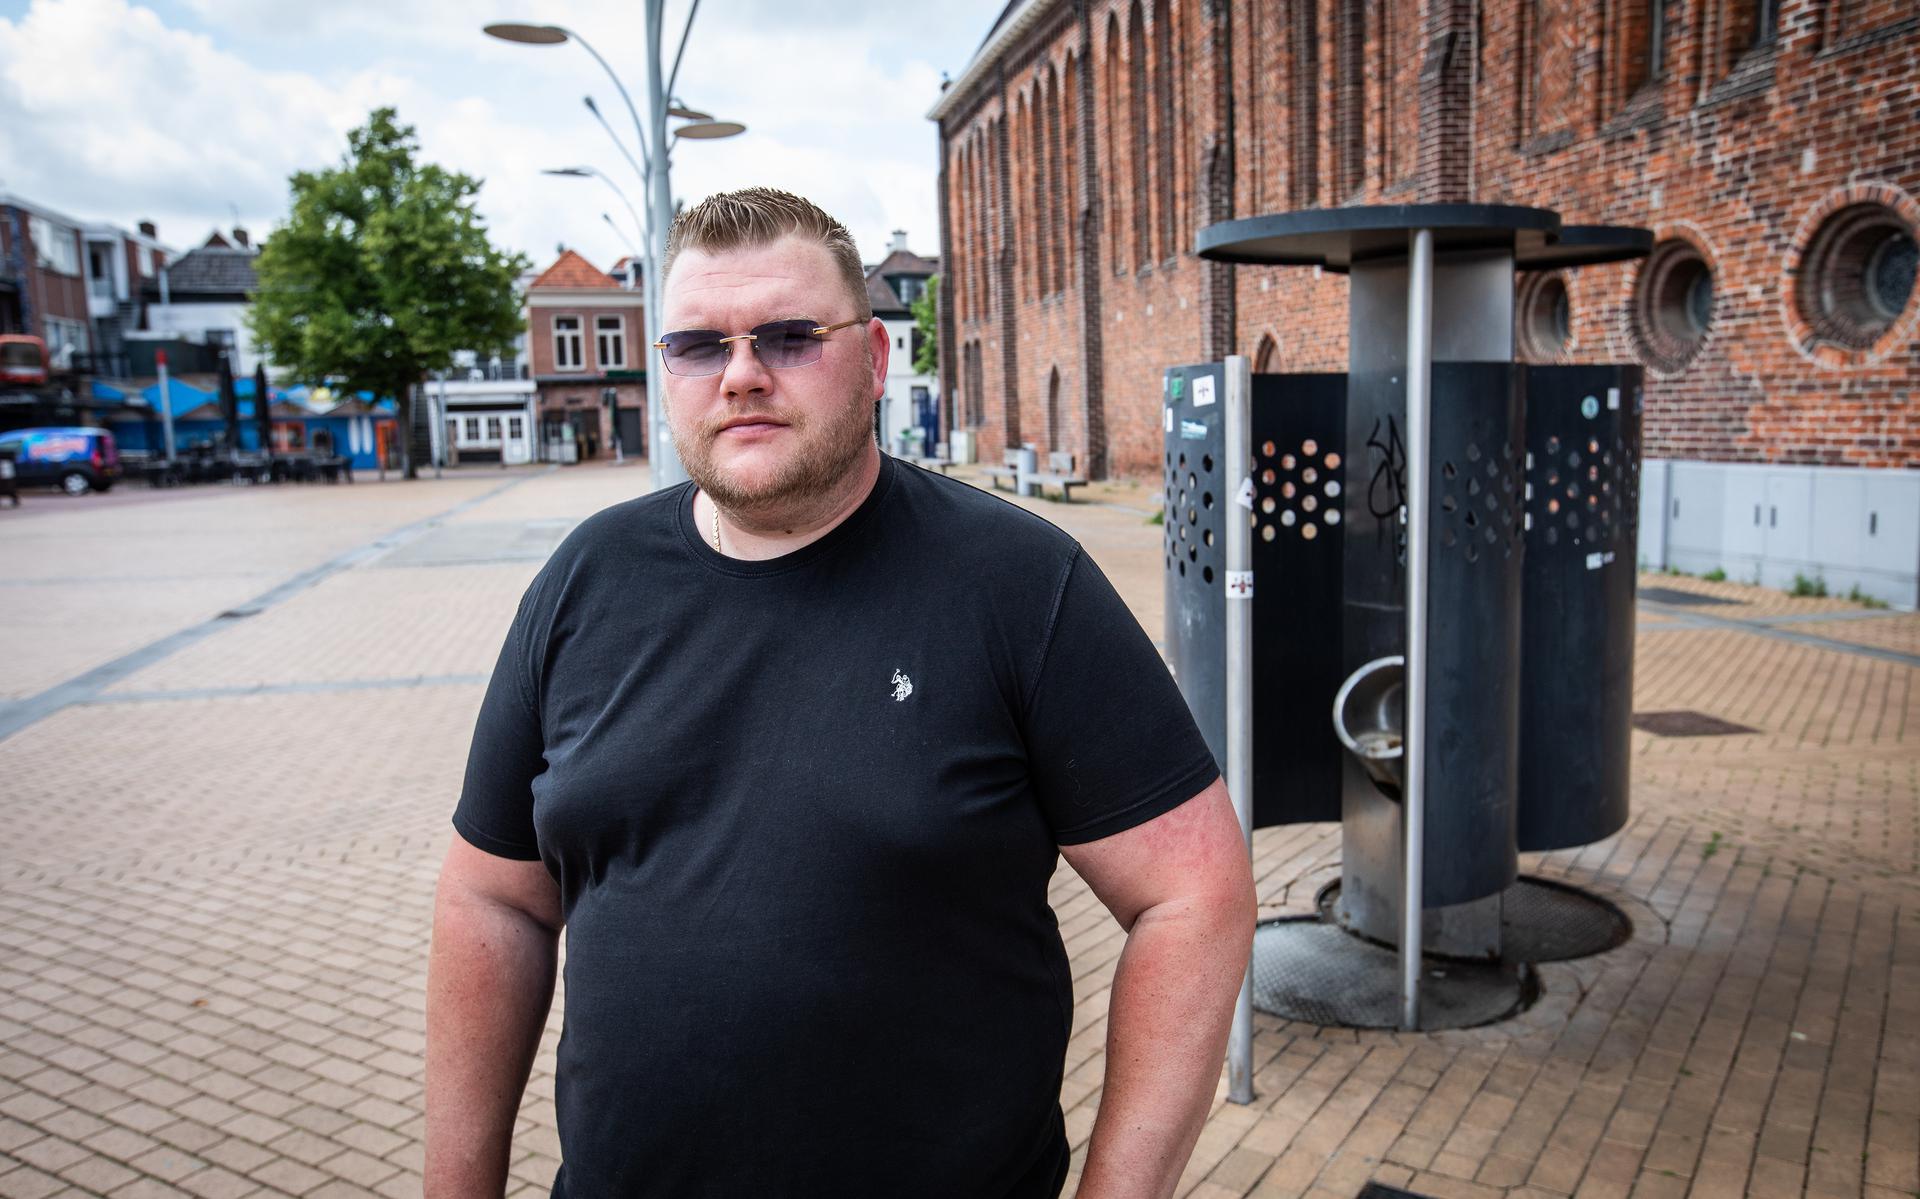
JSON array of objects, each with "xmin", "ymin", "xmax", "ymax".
[{"xmin": 0, "ymin": 427, "xmax": 123, "ymax": 495}]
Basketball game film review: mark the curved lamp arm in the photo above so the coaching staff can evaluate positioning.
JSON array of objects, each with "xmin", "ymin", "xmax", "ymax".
[
  {"xmin": 665, "ymin": 0, "xmax": 702, "ymax": 101},
  {"xmin": 559, "ymin": 26, "xmax": 652, "ymax": 174},
  {"xmin": 584, "ymin": 95, "xmax": 650, "ymax": 190}
]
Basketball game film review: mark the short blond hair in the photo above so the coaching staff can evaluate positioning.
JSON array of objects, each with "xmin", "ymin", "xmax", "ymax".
[{"xmin": 663, "ymin": 187, "xmax": 872, "ymax": 320}]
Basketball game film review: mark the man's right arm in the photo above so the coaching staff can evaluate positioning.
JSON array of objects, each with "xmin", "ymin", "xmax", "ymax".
[{"xmin": 425, "ymin": 834, "xmax": 563, "ymax": 1199}]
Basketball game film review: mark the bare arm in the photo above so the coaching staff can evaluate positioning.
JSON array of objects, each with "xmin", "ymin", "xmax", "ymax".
[
  {"xmin": 1058, "ymin": 777, "xmax": 1255, "ymax": 1199},
  {"xmin": 425, "ymin": 834, "xmax": 564, "ymax": 1199}
]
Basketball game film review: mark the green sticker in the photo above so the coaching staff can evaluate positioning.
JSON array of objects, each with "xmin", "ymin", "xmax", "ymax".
[{"xmin": 1171, "ymin": 376, "xmax": 1185, "ymax": 400}]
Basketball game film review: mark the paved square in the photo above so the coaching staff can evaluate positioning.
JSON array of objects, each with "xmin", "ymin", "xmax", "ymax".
[{"xmin": 1, "ymin": 466, "xmax": 1915, "ymax": 1198}]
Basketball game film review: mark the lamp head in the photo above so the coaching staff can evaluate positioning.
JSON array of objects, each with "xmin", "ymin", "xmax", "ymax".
[
  {"xmin": 673, "ymin": 119, "xmax": 746, "ymax": 140},
  {"xmin": 541, "ymin": 167, "xmax": 592, "ymax": 177},
  {"xmin": 483, "ymin": 22, "xmax": 569, "ymax": 45}
]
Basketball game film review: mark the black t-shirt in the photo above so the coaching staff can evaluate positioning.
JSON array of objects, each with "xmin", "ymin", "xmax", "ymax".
[{"xmin": 454, "ymin": 455, "xmax": 1219, "ymax": 1198}]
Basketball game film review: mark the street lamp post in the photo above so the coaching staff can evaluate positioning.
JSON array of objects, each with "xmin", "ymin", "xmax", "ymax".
[{"xmin": 486, "ymin": 12, "xmax": 744, "ymax": 492}]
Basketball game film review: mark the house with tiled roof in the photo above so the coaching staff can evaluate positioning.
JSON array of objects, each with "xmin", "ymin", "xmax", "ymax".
[
  {"xmin": 136, "ymin": 228, "xmax": 266, "ymax": 376},
  {"xmin": 525, "ymin": 248, "xmax": 647, "ymax": 463},
  {"xmin": 864, "ymin": 232, "xmax": 940, "ymax": 457}
]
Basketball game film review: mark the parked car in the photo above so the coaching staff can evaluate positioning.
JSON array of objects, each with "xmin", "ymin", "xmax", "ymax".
[{"xmin": 0, "ymin": 427, "xmax": 122, "ymax": 495}]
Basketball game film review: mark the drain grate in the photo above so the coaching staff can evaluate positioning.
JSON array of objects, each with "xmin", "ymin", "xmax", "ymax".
[
  {"xmin": 1498, "ymin": 877, "xmax": 1634, "ymax": 963},
  {"xmin": 1632, "ymin": 709, "xmax": 1758, "ymax": 737},
  {"xmin": 1317, "ymin": 876, "xmax": 1632, "ymax": 965},
  {"xmin": 1250, "ymin": 918, "xmax": 1530, "ymax": 1030},
  {"xmin": 1639, "ymin": 586, "xmax": 1739, "ymax": 606}
]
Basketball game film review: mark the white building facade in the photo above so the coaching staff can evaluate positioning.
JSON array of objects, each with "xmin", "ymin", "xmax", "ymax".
[
  {"xmin": 132, "ymin": 230, "xmax": 265, "ymax": 376},
  {"xmin": 864, "ymin": 232, "xmax": 939, "ymax": 456},
  {"xmin": 428, "ymin": 374, "xmax": 538, "ymax": 467}
]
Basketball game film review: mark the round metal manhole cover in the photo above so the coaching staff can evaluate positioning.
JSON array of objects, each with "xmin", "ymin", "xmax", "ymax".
[
  {"xmin": 1498, "ymin": 876, "xmax": 1633, "ymax": 962},
  {"xmin": 1316, "ymin": 875, "xmax": 1632, "ymax": 964},
  {"xmin": 1251, "ymin": 918, "xmax": 1531, "ymax": 1031}
]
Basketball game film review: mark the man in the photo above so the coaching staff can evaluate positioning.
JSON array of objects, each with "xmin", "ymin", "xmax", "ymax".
[{"xmin": 427, "ymin": 188, "xmax": 1253, "ymax": 1198}]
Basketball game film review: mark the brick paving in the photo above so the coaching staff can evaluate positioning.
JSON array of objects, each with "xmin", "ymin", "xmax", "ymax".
[{"xmin": 1, "ymin": 465, "xmax": 1916, "ymax": 1199}]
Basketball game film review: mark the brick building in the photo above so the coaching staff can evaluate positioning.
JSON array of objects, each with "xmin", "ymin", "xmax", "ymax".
[
  {"xmin": 525, "ymin": 250, "xmax": 648, "ymax": 462},
  {"xmin": 1, "ymin": 193, "xmax": 93, "ymax": 370},
  {"xmin": 930, "ymin": 1, "xmax": 1918, "ymax": 596}
]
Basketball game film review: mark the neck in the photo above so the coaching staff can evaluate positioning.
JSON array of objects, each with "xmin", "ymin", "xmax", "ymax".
[{"xmin": 703, "ymin": 446, "xmax": 883, "ymax": 561}]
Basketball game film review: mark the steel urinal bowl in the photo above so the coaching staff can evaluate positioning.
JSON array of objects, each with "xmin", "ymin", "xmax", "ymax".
[{"xmin": 1332, "ymin": 655, "xmax": 1405, "ymax": 800}]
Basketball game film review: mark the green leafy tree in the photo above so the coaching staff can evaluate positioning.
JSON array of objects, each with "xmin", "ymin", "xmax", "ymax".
[
  {"xmin": 911, "ymin": 274, "xmax": 939, "ymax": 376},
  {"xmin": 249, "ymin": 108, "xmax": 530, "ymax": 478}
]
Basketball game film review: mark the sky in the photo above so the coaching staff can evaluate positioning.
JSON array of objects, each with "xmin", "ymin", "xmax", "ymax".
[{"xmin": 0, "ymin": 0, "xmax": 1006, "ymax": 273}]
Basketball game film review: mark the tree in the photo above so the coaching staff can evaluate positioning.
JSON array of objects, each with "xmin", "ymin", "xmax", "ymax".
[
  {"xmin": 911, "ymin": 274, "xmax": 939, "ymax": 377},
  {"xmin": 249, "ymin": 108, "xmax": 530, "ymax": 478}
]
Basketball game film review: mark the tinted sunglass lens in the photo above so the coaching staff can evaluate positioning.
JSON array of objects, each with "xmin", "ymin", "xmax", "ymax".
[
  {"xmin": 753, "ymin": 320, "xmax": 826, "ymax": 369},
  {"xmin": 663, "ymin": 333, "xmax": 727, "ymax": 376}
]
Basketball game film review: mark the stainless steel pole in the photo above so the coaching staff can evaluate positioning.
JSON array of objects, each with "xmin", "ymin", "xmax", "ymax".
[
  {"xmin": 643, "ymin": 0, "xmax": 686, "ymax": 491},
  {"xmin": 1223, "ymin": 354, "xmax": 1256, "ymax": 1103},
  {"xmin": 156, "ymin": 351, "xmax": 177, "ymax": 463},
  {"xmin": 1401, "ymin": 228, "xmax": 1434, "ymax": 1033}
]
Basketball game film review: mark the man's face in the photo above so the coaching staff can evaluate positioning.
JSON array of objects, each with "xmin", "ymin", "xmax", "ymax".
[{"xmin": 659, "ymin": 236, "xmax": 886, "ymax": 512}]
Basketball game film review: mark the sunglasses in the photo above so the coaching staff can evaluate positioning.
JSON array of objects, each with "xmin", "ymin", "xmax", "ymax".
[{"xmin": 652, "ymin": 318, "xmax": 863, "ymax": 378}]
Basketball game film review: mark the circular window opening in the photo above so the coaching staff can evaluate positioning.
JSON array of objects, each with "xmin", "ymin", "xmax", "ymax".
[
  {"xmin": 1797, "ymin": 204, "xmax": 1917, "ymax": 350},
  {"xmin": 1633, "ymin": 240, "xmax": 1715, "ymax": 373},
  {"xmin": 1516, "ymin": 272, "xmax": 1572, "ymax": 361}
]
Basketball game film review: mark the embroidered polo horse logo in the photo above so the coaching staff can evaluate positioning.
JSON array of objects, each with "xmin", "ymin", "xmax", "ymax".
[{"xmin": 890, "ymin": 669, "xmax": 913, "ymax": 702}]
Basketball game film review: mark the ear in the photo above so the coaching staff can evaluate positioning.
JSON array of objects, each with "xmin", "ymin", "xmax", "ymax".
[{"xmin": 865, "ymin": 317, "xmax": 889, "ymax": 400}]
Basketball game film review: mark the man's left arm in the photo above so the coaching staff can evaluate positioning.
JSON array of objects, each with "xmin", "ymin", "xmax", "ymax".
[{"xmin": 1059, "ymin": 775, "xmax": 1255, "ymax": 1199}]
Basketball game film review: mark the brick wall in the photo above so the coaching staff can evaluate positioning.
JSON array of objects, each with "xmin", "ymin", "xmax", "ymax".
[
  {"xmin": 5, "ymin": 209, "xmax": 91, "ymax": 333},
  {"xmin": 935, "ymin": 0, "xmax": 1919, "ymax": 477},
  {"xmin": 526, "ymin": 303, "xmax": 642, "ymax": 377}
]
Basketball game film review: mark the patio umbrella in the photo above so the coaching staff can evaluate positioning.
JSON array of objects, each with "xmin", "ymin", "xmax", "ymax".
[
  {"xmin": 253, "ymin": 362, "xmax": 273, "ymax": 458},
  {"xmin": 217, "ymin": 352, "xmax": 239, "ymax": 453}
]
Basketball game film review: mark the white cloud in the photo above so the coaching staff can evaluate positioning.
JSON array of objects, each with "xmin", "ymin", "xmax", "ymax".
[
  {"xmin": 0, "ymin": 0, "xmax": 996, "ymax": 272},
  {"xmin": 0, "ymin": 0, "xmax": 345, "ymax": 238}
]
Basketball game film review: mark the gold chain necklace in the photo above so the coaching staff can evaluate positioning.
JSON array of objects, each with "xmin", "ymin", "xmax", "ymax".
[{"xmin": 711, "ymin": 499, "xmax": 722, "ymax": 553}]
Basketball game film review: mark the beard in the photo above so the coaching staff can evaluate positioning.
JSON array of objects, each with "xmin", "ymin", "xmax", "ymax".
[{"xmin": 671, "ymin": 385, "xmax": 876, "ymax": 515}]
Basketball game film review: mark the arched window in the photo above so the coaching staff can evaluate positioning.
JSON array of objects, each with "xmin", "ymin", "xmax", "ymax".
[
  {"xmin": 956, "ymin": 143, "xmax": 971, "ymax": 321},
  {"xmin": 986, "ymin": 120, "xmax": 1002, "ymax": 314},
  {"xmin": 1103, "ymin": 13, "xmax": 1123, "ymax": 273},
  {"xmin": 976, "ymin": 129, "xmax": 991, "ymax": 316},
  {"xmin": 965, "ymin": 342, "xmax": 983, "ymax": 427},
  {"xmin": 1153, "ymin": 0, "xmax": 1177, "ymax": 261},
  {"xmin": 1061, "ymin": 52, "xmax": 1078, "ymax": 287},
  {"xmin": 1127, "ymin": 1, "xmax": 1150, "ymax": 271},
  {"xmin": 966, "ymin": 137, "xmax": 980, "ymax": 320},
  {"xmin": 1334, "ymin": 0, "xmax": 1364, "ymax": 199},
  {"xmin": 1289, "ymin": 0, "xmax": 1320, "ymax": 208},
  {"xmin": 959, "ymin": 139, "xmax": 972, "ymax": 319},
  {"xmin": 1038, "ymin": 67, "xmax": 1058, "ymax": 295},
  {"xmin": 1253, "ymin": 333, "xmax": 1277, "ymax": 374},
  {"xmin": 1616, "ymin": 0, "xmax": 1665, "ymax": 102},
  {"xmin": 1046, "ymin": 367, "xmax": 1062, "ymax": 451},
  {"xmin": 1016, "ymin": 92, "xmax": 1033, "ymax": 301}
]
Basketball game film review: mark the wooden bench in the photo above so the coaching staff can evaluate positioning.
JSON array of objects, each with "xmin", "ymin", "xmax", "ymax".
[{"xmin": 984, "ymin": 450, "xmax": 1089, "ymax": 502}]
